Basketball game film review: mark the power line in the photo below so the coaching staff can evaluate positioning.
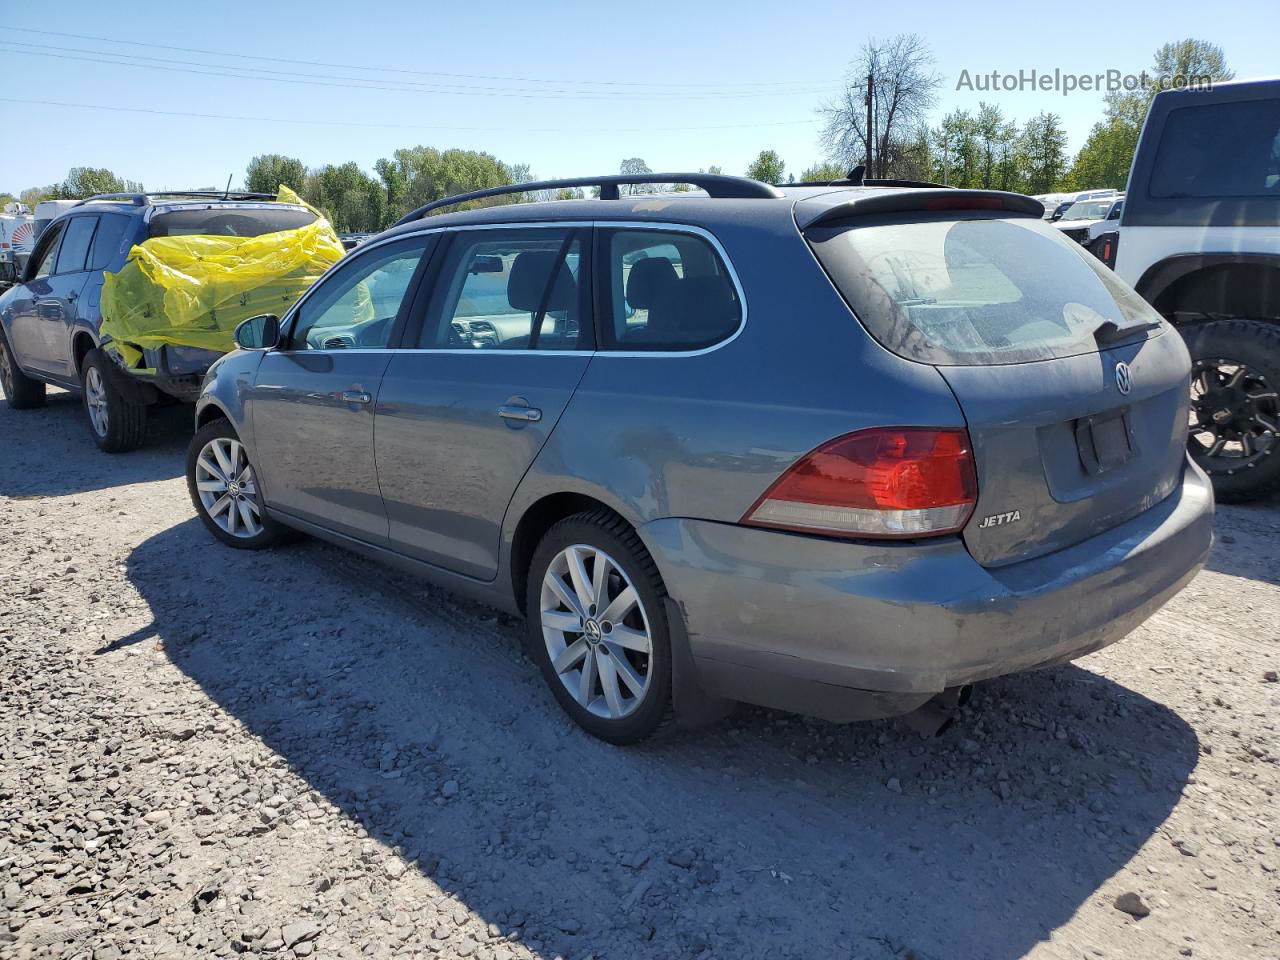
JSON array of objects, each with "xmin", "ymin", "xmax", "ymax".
[
  {"xmin": 0, "ymin": 25, "xmax": 836, "ymax": 92},
  {"xmin": 0, "ymin": 45, "xmax": 831, "ymax": 102},
  {"xmin": 0, "ymin": 96, "xmax": 822, "ymax": 134}
]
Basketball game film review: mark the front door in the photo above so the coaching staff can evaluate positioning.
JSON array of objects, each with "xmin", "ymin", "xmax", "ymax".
[
  {"xmin": 376, "ymin": 227, "xmax": 593, "ymax": 580},
  {"xmin": 249, "ymin": 235, "xmax": 434, "ymax": 545},
  {"xmin": 6, "ymin": 220, "xmax": 65, "ymax": 376},
  {"xmin": 37, "ymin": 214, "xmax": 100, "ymax": 379}
]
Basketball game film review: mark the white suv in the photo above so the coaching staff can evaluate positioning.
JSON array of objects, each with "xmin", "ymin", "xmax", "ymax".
[{"xmin": 1116, "ymin": 78, "xmax": 1280, "ymax": 501}]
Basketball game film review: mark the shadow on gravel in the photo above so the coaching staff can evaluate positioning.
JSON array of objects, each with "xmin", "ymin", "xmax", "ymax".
[
  {"xmin": 1203, "ymin": 501, "xmax": 1280, "ymax": 586},
  {"xmin": 125, "ymin": 517, "xmax": 1201, "ymax": 960},
  {"xmin": 0, "ymin": 390, "xmax": 189, "ymax": 497}
]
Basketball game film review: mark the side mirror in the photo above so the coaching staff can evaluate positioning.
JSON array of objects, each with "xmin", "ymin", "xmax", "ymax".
[{"xmin": 234, "ymin": 314, "xmax": 280, "ymax": 351}]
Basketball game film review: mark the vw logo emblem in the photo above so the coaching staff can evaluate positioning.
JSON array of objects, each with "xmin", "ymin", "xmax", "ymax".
[{"xmin": 1115, "ymin": 361, "xmax": 1132, "ymax": 396}]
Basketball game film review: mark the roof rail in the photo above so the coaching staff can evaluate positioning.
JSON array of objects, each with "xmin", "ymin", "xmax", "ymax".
[
  {"xmin": 72, "ymin": 190, "xmax": 280, "ymax": 208},
  {"xmin": 391, "ymin": 173, "xmax": 784, "ymax": 227}
]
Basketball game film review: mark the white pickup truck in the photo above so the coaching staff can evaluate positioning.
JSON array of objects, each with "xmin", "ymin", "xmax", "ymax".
[{"xmin": 1116, "ymin": 77, "xmax": 1280, "ymax": 502}]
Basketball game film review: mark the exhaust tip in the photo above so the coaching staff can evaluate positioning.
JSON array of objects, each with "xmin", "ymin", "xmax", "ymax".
[{"xmin": 900, "ymin": 702, "xmax": 956, "ymax": 738}]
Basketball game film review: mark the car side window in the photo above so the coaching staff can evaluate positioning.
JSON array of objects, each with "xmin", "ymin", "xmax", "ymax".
[
  {"xmin": 602, "ymin": 229, "xmax": 742, "ymax": 352},
  {"xmin": 55, "ymin": 216, "xmax": 98, "ymax": 275},
  {"xmin": 31, "ymin": 223, "xmax": 65, "ymax": 280},
  {"xmin": 288, "ymin": 237, "xmax": 430, "ymax": 351},
  {"xmin": 89, "ymin": 214, "xmax": 132, "ymax": 270},
  {"xmin": 419, "ymin": 228, "xmax": 590, "ymax": 351},
  {"xmin": 1150, "ymin": 98, "xmax": 1280, "ymax": 198}
]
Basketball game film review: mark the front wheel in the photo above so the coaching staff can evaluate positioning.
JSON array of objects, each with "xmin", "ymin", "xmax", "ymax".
[
  {"xmin": 1185, "ymin": 319, "xmax": 1280, "ymax": 503},
  {"xmin": 81, "ymin": 348, "xmax": 147, "ymax": 452},
  {"xmin": 0, "ymin": 328, "xmax": 47, "ymax": 409},
  {"xmin": 526, "ymin": 511, "xmax": 673, "ymax": 744},
  {"xmin": 186, "ymin": 419, "xmax": 287, "ymax": 550}
]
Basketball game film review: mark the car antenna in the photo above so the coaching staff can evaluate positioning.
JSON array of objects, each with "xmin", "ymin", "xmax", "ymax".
[
  {"xmin": 846, "ymin": 164, "xmax": 866, "ymax": 185},
  {"xmin": 222, "ymin": 174, "xmax": 232, "ymax": 201}
]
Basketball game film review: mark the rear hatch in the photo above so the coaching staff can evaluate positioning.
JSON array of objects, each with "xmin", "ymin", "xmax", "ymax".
[{"xmin": 803, "ymin": 195, "xmax": 1190, "ymax": 567}]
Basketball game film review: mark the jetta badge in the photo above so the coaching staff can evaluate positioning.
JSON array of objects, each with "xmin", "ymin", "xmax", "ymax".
[
  {"xmin": 978, "ymin": 510, "xmax": 1021, "ymax": 529},
  {"xmin": 1115, "ymin": 361, "xmax": 1132, "ymax": 395}
]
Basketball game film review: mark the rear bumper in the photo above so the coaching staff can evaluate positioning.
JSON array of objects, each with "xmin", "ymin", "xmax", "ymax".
[{"xmin": 640, "ymin": 460, "xmax": 1213, "ymax": 722}]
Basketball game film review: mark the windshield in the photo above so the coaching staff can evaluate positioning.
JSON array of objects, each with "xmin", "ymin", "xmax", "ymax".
[
  {"xmin": 149, "ymin": 205, "xmax": 316, "ymax": 238},
  {"xmin": 806, "ymin": 214, "xmax": 1164, "ymax": 366},
  {"xmin": 1061, "ymin": 200, "xmax": 1112, "ymax": 221}
]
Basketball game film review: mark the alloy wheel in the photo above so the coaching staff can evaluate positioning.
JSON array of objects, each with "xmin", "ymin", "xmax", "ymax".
[
  {"xmin": 84, "ymin": 365, "xmax": 109, "ymax": 437},
  {"xmin": 1189, "ymin": 358, "xmax": 1280, "ymax": 475},
  {"xmin": 540, "ymin": 544, "xmax": 653, "ymax": 720},
  {"xmin": 194, "ymin": 437, "xmax": 264, "ymax": 539}
]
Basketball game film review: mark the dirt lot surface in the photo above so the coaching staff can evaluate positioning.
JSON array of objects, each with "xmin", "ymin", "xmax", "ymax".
[{"xmin": 1, "ymin": 390, "xmax": 1278, "ymax": 960}]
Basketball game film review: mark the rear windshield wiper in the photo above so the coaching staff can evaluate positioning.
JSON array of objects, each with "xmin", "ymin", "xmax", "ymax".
[{"xmin": 1092, "ymin": 318, "xmax": 1161, "ymax": 347}]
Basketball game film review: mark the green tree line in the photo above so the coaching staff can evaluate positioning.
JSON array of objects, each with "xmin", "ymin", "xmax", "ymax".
[{"xmin": 810, "ymin": 35, "xmax": 1234, "ymax": 194}]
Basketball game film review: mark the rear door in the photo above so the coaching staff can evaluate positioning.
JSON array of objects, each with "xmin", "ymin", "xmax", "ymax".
[
  {"xmin": 249, "ymin": 234, "xmax": 434, "ymax": 545},
  {"xmin": 807, "ymin": 211, "xmax": 1190, "ymax": 567},
  {"xmin": 375, "ymin": 226, "xmax": 592, "ymax": 580}
]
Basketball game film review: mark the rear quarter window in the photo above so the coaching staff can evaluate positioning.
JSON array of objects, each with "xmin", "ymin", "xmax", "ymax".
[
  {"xmin": 807, "ymin": 214, "xmax": 1163, "ymax": 366},
  {"xmin": 601, "ymin": 229, "xmax": 741, "ymax": 352},
  {"xmin": 1150, "ymin": 98, "xmax": 1280, "ymax": 199}
]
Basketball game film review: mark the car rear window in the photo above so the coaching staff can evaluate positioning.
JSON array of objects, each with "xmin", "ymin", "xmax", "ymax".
[
  {"xmin": 807, "ymin": 214, "xmax": 1163, "ymax": 366},
  {"xmin": 149, "ymin": 206, "xmax": 316, "ymax": 239}
]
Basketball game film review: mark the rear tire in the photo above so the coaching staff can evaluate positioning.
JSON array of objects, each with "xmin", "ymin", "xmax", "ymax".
[
  {"xmin": 0, "ymin": 328, "xmax": 47, "ymax": 410},
  {"xmin": 1184, "ymin": 319, "xmax": 1280, "ymax": 503},
  {"xmin": 525, "ymin": 510, "xmax": 673, "ymax": 744},
  {"xmin": 81, "ymin": 348, "xmax": 147, "ymax": 453},
  {"xmin": 186, "ymin": 419, "xmax": 288, "ymax": 550}
]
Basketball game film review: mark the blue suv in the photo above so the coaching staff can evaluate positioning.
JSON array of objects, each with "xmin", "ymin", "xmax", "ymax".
[{"xmin": 0, "ymin": 192, "xmax": 317, "ymax": 452}]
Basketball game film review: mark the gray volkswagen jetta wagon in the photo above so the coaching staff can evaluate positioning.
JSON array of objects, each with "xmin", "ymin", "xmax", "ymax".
[{"xmin": 186, "ymin": 172, "xmax": 1214, "ymax": 743}]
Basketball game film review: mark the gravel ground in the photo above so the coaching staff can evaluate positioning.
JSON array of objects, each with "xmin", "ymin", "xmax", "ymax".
[{"xmin": 1, "ymin": 389, "xmax": 1278, "ymax": 960}]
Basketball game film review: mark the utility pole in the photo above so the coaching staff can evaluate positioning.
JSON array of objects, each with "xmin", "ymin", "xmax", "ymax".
[
  {"xmin": 864, "ymin": 71, "xmax": 874, "ymax": 177},
  {"xmin": 943, "ymin": 137, "xmax": 950, "ymax": 186}
]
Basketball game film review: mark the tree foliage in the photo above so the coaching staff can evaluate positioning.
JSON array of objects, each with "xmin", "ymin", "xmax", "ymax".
[
  {"xmin": 618, "ymin": 157, "xmax": 654, "ymax": 196},
  {"xmin": 798, "ymin": 161, "xmax": 847, "ymax": 182},
  {"xmin": 745, "ymin": 150, "xmax": 786, "ymax": 184},
  {"xmin": 54, "ymin": 168, "xmax": 143, "ymax": 199},
  {"xmin": 245, "ymin": 154, "xmax": 307, "ymax": 195},
  {"xmin": 820, "ymin": 34, "xmax": 942, "ymax": 179},
  {"xmin": 1017, "ymin": 112, "xmax": 1070, "ymax": 194},
  {"xmin": 375, "ymin": 146, "xmax": 516, "ymax": 220},
  {"xmin": 303, "ymin": 162, "xmax": 386, "ymax": 233},
  {"xmin": 1065, "ymin": 38, "xmax": 1233, "ymax": 190}
]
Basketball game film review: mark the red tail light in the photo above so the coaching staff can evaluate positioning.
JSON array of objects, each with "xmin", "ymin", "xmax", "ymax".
[{"xmin": 742, "ymin": 427, "xmax": 978, "ymax": 539}]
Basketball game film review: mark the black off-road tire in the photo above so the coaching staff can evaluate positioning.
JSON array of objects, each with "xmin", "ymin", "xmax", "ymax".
[
  {"xmin": 0, "ymin": 327, "xmax": 47, "ymax": 409},
  {"xmin": 186, "ymin": 418, "xmax": 289, "ymax": 551},
  {"xmin": 525, "ymin": 510, "xmax": 674, "ymax": 745},
  {"xmin": 1183, "ymin": 319, "xmax": 1280, "ymax": 503},
  {"xmin": 81, "ymin": 348, "xmax": 147, "ymax": 453}
]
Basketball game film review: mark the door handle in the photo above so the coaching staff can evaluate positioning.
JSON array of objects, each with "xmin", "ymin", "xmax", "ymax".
[
  {"xmin": 498, "ymin": 404, "xmax": 542, "ymax": 422},
  {"xmin": 341, "ymin": 390, "xmax": 372, "ymax": 404}
]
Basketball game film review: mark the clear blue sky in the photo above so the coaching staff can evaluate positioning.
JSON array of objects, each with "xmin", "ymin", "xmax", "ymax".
[{"xmin": 0, "ymin": 0, "xmax": 1273, "ymax": 193}]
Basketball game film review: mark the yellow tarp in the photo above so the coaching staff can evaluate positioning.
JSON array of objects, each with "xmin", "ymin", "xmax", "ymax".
[{"xmin": 100, "ymin": 186, "xmax": 345, "ymax": 371}]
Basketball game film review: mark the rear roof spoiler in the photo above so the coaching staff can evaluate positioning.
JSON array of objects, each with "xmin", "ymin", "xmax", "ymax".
[{"xmin": 796, "ymin": 189, "xmax": 1045, "ymax": 230}]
